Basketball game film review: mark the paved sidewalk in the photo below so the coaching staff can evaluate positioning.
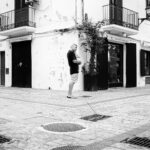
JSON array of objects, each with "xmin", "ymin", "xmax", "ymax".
[{"xmin": 0, "ymin": 86, "xmax": 150, "ymax": 149}]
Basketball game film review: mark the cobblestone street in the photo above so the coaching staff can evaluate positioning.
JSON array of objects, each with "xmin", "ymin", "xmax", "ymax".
[{"xmin": 0, "ymin": 86, "xmax": 150, "ymax": 149}]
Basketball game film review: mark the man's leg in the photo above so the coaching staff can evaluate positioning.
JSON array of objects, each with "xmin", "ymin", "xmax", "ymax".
[
  {"xmin": 68, "ymin": 81, "xmax": 75, "ymax": 97},
  {"xmin": 67, "ymin": 73, "xmax": 78, "ymax": 98}
]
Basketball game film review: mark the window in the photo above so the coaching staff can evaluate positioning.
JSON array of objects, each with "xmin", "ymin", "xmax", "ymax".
[{"xmin": 141, "ymin": 50, "xmax": 150, "ymax": 76}]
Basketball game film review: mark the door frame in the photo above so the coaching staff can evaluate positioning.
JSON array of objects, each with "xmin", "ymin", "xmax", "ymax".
[{"xmin": 12, "ymin": 40, "xmax": 32, "ymax": 88}]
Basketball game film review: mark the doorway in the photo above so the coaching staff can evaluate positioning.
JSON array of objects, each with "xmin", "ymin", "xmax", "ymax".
[
  {"xmin": 126, "ymin": 43, "xmax": 136, "ymax": 87},
  {"xmin": 109, "ymin": 0, "xmax": 123, "ymax": 25},
  {"xmin": 15, "ymin": 0, "xmax": 29, "ymax": 27},
  {"xmin": 12, "ymin": 41, "xmax": 31, "ymax": 87},
  {"xmin": 0, "ymin": 52, "xmax": 5, "ymax": 86},
  {"xmin": 108, "ymin": 43, "xmax": 123, "ymax": 87}
]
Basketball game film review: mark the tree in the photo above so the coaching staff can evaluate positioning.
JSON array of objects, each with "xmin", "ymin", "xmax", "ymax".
[{"xmin": 79, "ymin": 21, "xmax": 108, "ymax": 75}]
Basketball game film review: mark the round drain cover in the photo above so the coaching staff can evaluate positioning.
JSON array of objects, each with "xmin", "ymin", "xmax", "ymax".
[
  {"xmin": 52, "ymin": 145, "xmax": 83, "ymax": 150},
  {"xmin": 42, "ymin": 123, "xmax": 85, "ymax": 132}
]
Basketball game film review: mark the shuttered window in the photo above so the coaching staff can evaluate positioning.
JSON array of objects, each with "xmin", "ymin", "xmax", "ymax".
[{"xmin": 141, "ymin": 50, "xmax": 150, "ymax": 76}]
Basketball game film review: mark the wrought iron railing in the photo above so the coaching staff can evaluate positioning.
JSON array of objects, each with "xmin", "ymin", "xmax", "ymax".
[
  {"xmin": 0, "ymin": 6, "xmax": 36, "ymax": 31},
  {"xmin": 103, "ymin": 4, "xmax": 139, "ymax": 30}
]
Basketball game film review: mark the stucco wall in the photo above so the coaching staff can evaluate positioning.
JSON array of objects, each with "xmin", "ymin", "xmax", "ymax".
[
  {"xmin": 35, "ymin": 0, "xmax": 83, "ymax": 30},
  {"xmin": 32, "ymin": 30, "xmax": 83, "ymax": 90},
  {"xmin": 0, "ymin": 40, "xmax": 11, "ymax": 87},
  {"xmin": 0, "ymin": 0, "xmax": 14, "ymax": 13}
]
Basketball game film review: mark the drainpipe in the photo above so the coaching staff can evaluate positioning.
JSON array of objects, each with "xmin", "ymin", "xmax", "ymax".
[
  {"xmin": 75, "ymin": 0, "xmax": 77, "ymax": 25},
  {"xmin": 81, "ymin": 0, "xmax": 84, "ymax": 24}
]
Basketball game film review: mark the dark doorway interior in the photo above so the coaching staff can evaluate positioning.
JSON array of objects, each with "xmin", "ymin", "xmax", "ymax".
[
  {"xmin": 108, "ymin": 43, "xmax": 123, "ymax": 87},
  {"xmin": 0, "ymin": 52, "xmax": 5, "ymax": 86},
  {"xmin": 12, "ymin": 41, "xmax": 31, "ymax": 88},
  {"xmin": 109, "ymin": 0, "xmax": 123, "ymax": 25},
  {"xmin": 15, "ymin": 0, "xmax": 29, "ymax": 27},
  {"xmin": 126, "ymin": 43, "xmax": 136, "ymax": 87}
]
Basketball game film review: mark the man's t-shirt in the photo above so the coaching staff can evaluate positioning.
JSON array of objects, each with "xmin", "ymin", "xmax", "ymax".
[{"xmin": 67, "ymin": 50, "xmax": 79, "ymax": 74}]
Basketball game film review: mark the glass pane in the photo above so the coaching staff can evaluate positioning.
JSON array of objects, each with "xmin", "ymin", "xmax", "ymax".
[{"xmin": 108, "ymin": 43, "xmax": 123, "ymax": 87}]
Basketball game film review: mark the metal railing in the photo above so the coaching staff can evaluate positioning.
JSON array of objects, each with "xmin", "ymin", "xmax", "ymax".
[
  {"xmin": 103, "ymin": 4, "xmax": 139, "ymax": 30},
  {"xmin": 0, "ymin": 6, "xmax": 36, "ymax": 31}
]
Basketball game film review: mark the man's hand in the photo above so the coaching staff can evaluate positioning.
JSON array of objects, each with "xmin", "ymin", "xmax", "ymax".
[
  {"xmin": 77, "ymin": 60, "xmax": 82, "ymax": 65},
  {"xmin": 73, "ymin": 59, "xmax": 82, "ymax": 65}
]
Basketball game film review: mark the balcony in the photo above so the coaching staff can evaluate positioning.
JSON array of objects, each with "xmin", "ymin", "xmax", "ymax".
[
  {"xmin": 0, "ymin": 6, "xmax": 36, "ymax": 37},
  {"xmin": 102, "ymin": 4, "xmax": 139, "ymax": 36}
]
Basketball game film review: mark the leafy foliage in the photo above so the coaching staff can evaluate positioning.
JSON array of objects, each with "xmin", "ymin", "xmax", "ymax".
[{"xmin": 79, "ymin": 21, "xmax": 108, "ymax": 75}]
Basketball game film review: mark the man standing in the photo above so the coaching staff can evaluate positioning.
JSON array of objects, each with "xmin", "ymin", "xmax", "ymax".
[{"xmin": 67, "ymin": 44, "xmax": 81, "ymax": 98}]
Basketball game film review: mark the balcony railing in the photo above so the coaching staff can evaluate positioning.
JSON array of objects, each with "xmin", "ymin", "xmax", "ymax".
[
  {"xmin": 103, "ymin": 4, "xmax": 139, "ymax": 30},
  {"xmin": 0, "ymin": 6, "xmax": 36, "ymax": 31}
]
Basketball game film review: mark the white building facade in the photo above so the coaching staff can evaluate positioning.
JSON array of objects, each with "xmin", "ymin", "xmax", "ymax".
[{"xmin": 0, "ymin": 0, "xmax": 149, "ymax": 90}]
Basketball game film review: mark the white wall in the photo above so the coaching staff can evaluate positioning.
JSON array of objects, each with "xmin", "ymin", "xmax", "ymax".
[
  {"xmin": 0, "ymin": 0, "xmax": 14, "ymax": 13},
  {"xmin": 136, "ymin": 42, "xmax": 145, "ymax": 87},
  {"xmin": 35, "ymin": 0, "xmax": 84, "ymax": 30},
  {"xmin": 84, "ymin": 0, "xmax": 109, "ymax": 23},
  {"xmin": 32, "ymin": 30, "xmax": 83, "ymax": 90},
  {"xmin": 0, "ymin": 40, "xmax": 11, "ymax": 87}
]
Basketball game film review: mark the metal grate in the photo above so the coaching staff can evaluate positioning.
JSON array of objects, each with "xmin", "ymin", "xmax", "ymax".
[
  {"xmin": 80, "ymin": 114, "xmax": 111, "ymax": 122},
  {"xmin": 122, "ymin": 137, "xmax": 150, "ymax": 148},
  {"xmin": 0, "ymin": 135, "xmax": 11, "ymax": 144},
  {"xmin": 52, "ymin": 145, "xmax": 83, "ymax": 150}
]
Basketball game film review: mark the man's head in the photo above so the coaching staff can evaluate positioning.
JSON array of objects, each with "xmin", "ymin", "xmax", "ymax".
[{"xmin": 70, "ymin": 44, "xmax": 77, "ymax": 52}]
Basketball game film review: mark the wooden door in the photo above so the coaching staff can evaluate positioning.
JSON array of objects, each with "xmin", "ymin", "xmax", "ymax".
[
  {"xmin": 126, "ymin": 43, "xmax": 137, "ymax": 87},
  {"xmin": 12, "ymin": 41, "xmax": 31, "ymax": 88}
]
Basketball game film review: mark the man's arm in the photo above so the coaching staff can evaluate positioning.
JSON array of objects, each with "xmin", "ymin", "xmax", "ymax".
[{"xmin": 73, "ymin": 59, "xmax": 81, "ymax": 64}]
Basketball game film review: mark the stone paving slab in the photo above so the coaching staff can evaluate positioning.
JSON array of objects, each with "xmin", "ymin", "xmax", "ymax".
[{"xmin": 0, "ymin": 87, "xmax": 150, "ymax": 149}]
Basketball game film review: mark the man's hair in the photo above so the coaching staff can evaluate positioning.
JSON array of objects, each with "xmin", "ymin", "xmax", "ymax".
[{"xmin": 70, "ymin": 44, "xmax": 77, "ymax": 50}]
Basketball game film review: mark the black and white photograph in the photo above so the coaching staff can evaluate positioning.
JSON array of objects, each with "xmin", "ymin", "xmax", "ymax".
[{"xmin": 0, "ymin": 0, "xmax": 150, "ymax": 149}]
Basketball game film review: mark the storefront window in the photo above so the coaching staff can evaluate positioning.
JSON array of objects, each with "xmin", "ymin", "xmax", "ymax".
[
  {"xmin": 108, "ymin": 43, "xmax": 123, "ymax": 87},
  {"xmin": 141, "ymin": 50, "xmax": 150, "ymax": 76}
]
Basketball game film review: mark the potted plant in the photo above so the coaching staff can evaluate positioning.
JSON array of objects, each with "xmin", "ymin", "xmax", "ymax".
[{"xmin": 79, "ymin": 21, "xmax": 108, "ymax": 91}]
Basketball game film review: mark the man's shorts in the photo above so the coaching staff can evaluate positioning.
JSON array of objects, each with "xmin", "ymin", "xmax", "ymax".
[{"xmin": 70, "ymin": 73, "xmax": 78, "ymax": 83}]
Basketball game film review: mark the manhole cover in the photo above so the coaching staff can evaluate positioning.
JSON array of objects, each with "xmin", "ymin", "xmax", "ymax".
[
  {"xmin": 0, "ymin": 135, "xmax": 11, "ymax": 144},
  {"xmin": 121, "ymin": 137, "xmax": 150, "ymax": 148},
  {"xmin": 80, "ymin": 114, "xmax": 111, "ymax": 122},
  {"xmin": 42, "ymin": 123, "xmax": 85, "ymax": 132},
  {"xmin": 52, "ymin": 145, "xmax": 83, "ymax": 150}
]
